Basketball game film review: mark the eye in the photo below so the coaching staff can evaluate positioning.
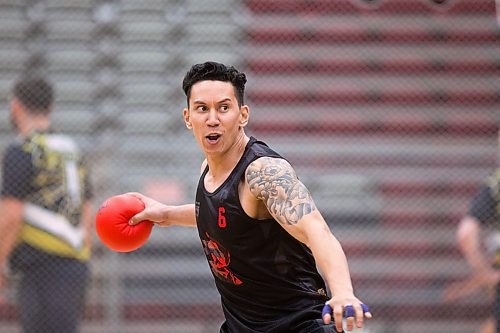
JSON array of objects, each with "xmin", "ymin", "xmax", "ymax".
[
  {"xmin": 196, "ymin": 105, "xmax": 208, "ymax": 112},
  {"xmin": 220, "ymin": 105, "xmax": 229, "ymax": 112}
]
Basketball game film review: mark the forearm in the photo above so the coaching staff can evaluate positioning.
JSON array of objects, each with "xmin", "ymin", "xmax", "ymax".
[
  {"xmin": 0, "ymin": 198, "xmax": 24, "ymax": 266},
  {"xmin": 0, "ymin": 224, "xmax": 19, "ymax": 267},
  {"xmin": 165, "ymin": 204, "xmax": 197, "ymax": 227},
  {"xmin": 308, "ymin": 223, "xmax": 354, "ymax": 297}
]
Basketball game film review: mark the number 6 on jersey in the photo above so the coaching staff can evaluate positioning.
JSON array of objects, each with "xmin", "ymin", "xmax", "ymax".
[{"xmin": 218, "ymin": 206, "xmax": 226, "ymax": 228}]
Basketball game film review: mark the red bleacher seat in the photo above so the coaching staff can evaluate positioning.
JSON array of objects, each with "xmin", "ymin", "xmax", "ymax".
[
  {"xmin": 248, "ymin": 25, "xmax": 499, "ymax": 44},
  {"xmin": 245, "ymin": 0, "xmax": 495, "ymax": 14},
  {"xmin": 281, "ymin": 153, "xmax": 495, "ymax": 169},
  {"xmin": 249, "ymin": 113, "xmax": 497, "ymax": 137},
  {"xmin": 342, "ymin": 241, "xmax": 461, "ymax": 258},
  {"xmin": 122, "ymin": 303, "xmax": 224, "ymax": 321},
  {"xmin": 248, "ymin": 88, "xmax": 500, "ymax": 107},
  {"xmin": 246, "ymin": 57, "xmax": 500, "ymax": 75},
  {"xmin": 380, "ymin": 210, "xmax": 464, "ymax": 227},
  {"xmin": 0, "ymin": 303, "xmax": 105, "ymax": 322},
  {"xmin": 379, "ymin": 180, "xmax": 479, "ymax": 196},
  {"xmin": 374, "ymin": 303, "xmax": 489, "ymax": 320}
]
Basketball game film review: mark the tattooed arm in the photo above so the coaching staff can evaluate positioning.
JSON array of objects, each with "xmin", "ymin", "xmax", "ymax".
[
  {"xmin": 246, "ymin": 156, "xmax": 332, "ymax": 244},
  {"xmin": 246, "ymin": 157, "xmax": 371, "ymax": 331},
  {"xmin": 245, "ymin": 157, "xmax": 318, "ymax": 243}
]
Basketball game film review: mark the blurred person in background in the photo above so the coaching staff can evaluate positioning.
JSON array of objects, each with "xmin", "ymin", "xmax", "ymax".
[
  {"xmin": 128, "ymin": 61, "xmax": 372, "ymax": 333},
  {"xmin": 456, "ymin": 128, "xmax": 500, "ymax": 333},
  {"xmin": 0, "ymin": 77, "xmax": 94, "ymax": 333}
]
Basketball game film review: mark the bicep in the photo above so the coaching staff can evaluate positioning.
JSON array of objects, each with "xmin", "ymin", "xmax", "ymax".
[
  {"xmin": 245, "ymin": 156, "xmax": 317, "ymax": 225},
  {"xmin": 245, "ymin": 157, "xmax": 334, "ymax": 246}
]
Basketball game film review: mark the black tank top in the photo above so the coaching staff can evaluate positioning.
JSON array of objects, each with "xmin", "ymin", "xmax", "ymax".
[{"xmin": 195, "ymin": 137, "xmax": 328, "ymax": 333}]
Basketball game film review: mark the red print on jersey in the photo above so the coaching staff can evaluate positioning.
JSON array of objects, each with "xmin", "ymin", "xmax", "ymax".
[
  {"xmin": 202, "ymin": 232, "xmax": 242, "ymax": 285},
  {"xmin": 218, "ymin": 206, "xmax": 226, "ymax": 228}
]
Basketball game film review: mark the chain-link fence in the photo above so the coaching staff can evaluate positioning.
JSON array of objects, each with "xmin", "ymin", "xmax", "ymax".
[{"xmin": 0, "ymin": 0, "xmax": 499, "ymax": 332}]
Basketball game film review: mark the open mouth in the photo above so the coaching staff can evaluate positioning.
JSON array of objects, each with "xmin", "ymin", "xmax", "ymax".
[{"xmin": 206, "ymin": 133, "xmax": 221, "ymax": 144}]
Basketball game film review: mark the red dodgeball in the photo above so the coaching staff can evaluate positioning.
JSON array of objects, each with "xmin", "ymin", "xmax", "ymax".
[{"xmin": 95, "ymin": 194, "xmax": 153, "ymax": 252}]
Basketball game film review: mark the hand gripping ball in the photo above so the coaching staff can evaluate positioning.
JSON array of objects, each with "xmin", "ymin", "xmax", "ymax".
[{"xmin": 96, "ymin": 194, "xmax": 153, "ymax": 252}]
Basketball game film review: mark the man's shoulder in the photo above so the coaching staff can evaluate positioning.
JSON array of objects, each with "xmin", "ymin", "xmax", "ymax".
[
  {"xmin": 15, "ymin": 132, "xmax": 83, "ymax": 163},
  {"xmin": 4, "ymin": 139, "xmax": 28, "ymax": 160},
  {"xmin": 245, "ymin": 157, "xmax": 295, "ymax": 187},
  {"xmin": 248, "ymin": 155, "xmax": 288, "ymax": 168}
]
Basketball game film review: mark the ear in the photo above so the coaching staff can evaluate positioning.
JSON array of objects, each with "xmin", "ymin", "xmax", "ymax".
[
  {"xmin": 239, "ymin": 105, "xmax": 249, "ymax": 128},
  {"xmin": 11, "ymin": 97, "xmax": 28, "ymax": 121},
  {"xmin": 11, "ymin": 97, "xmax": 23, "ymax": 115},
  {"xmin": 183, "ymin": 108, "xmax": 192, "ymax": 129}
]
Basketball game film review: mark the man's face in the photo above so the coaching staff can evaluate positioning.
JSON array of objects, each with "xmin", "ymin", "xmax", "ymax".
[{"xmin": 183, "ymin": 80, "xmax": 248, "ymax": 155}]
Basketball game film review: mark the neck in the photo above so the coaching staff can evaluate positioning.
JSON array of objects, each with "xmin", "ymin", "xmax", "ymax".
[{"xmin": 206, "ymin": 133, "xmax": 250, "ymax": 179}]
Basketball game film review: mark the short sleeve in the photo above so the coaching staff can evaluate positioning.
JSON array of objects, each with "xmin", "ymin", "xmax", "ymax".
[
  {"xmin": 469, "ymin": 184, "xmax": 497, "ymax": 225},
  {"xmin": 1, "ymin": 144, "xmax": 34, "ymax": 199}
]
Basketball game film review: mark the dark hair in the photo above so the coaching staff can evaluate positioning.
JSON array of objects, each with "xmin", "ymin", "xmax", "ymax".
[
  {"xmin": 12, "ymin": 77, "xmax": 54, "ymax": 114},
  {"xmin": 182, "ymin": 61, "xmax": 247, "ymax": 107}
]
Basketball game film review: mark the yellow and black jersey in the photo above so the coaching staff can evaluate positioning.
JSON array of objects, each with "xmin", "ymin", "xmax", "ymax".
[{"xmin": 1, "ymin": 130, "xmax": 93, "ymax": 261}]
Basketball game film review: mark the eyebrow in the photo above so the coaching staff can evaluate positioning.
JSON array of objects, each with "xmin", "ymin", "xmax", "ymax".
[{"xmin": 192, "ymin": 98, "xmax": 232, "ymax": 105}]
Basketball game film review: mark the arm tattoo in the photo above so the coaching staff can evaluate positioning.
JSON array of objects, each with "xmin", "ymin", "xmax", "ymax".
[{"xmin": 246, "ymin": 157, "xmax": 316, "ymax": 225}]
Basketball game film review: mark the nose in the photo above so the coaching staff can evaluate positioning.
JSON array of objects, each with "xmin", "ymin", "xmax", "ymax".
[{"xmin": 206, "ymin": 109, "xmax": 220, "ymax": 126}]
